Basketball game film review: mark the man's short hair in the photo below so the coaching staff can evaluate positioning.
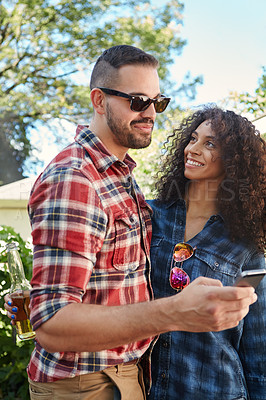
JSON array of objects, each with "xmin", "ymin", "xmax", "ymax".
[{"xmin": 90, "ymin": 45, "xmax": 159, "ymax": 90}]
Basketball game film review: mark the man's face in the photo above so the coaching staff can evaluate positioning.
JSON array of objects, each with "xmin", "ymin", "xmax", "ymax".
[{"xmin": 103, "ymin": 64, "xmax": 161, "ymax": 151}]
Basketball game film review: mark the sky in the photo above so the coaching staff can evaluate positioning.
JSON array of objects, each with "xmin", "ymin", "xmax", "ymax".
[
  {"xmin": 28, "ymin": 0, "xmax": 266, "ymax": 175},
  {"xmin": 171, "ymin": 0, "xmax": 265, "ymax": 112}
]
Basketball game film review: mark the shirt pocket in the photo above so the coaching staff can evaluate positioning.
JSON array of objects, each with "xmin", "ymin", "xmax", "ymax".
[
  {"xmin": 195, "ymin": 249, "xmax": 240, "ymax": 286},
  {"xmin": 150, "ymin": 236, "xmax": 164, "ymax": 259},
  {"xmin": 112, "ymin": 210, "xmax": 141, "ymax": 272}
]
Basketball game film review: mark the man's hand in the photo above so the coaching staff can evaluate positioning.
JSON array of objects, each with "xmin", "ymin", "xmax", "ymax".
[{"xmin": 170, "ymin": 277, "xmax": 257, "ymax": 332}]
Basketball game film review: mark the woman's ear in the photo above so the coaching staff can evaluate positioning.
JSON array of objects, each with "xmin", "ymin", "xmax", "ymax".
[{"xmin": 90, "ymin": 88, "xmax": 105, "ymax": 115}]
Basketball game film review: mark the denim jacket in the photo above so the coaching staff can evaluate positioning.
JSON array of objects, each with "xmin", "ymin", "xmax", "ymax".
[{"xmin": 148, "ymin": 199, "xmax": 266, "ymax": 400}]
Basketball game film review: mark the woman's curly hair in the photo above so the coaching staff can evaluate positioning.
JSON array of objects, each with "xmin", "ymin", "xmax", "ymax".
[{"xmin": 155, "ymin": 106, "xmax": 266, "ymax": 251}]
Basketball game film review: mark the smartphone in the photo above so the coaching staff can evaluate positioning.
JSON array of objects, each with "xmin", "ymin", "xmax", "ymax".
[{"xmin": 235, "ymin": 269, "xmax": 266, "ymax": 289}]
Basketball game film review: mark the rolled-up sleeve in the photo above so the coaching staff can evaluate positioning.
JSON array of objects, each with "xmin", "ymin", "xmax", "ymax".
[{"xmin": 28, "ymin": 167, "xmax": 107, "ymax": 330}]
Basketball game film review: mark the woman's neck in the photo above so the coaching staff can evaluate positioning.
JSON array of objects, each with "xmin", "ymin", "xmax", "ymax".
[
  {"xmin": 184, "ymin": 181, "xmax": 219, "ymax": 242},
  {"xmin": 185, "ymin": 180, "xmax": 219, "ymax": 218}
]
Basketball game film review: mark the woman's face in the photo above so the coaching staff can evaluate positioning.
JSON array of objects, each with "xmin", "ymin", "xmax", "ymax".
[{"xmin": 184, "ymin": 120, "xmax": 225, "ymax": 182}]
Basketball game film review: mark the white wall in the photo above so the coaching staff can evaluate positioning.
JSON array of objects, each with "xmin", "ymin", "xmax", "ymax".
[
  {"xmin": 0, "ymin": 200, "xmax": 31, "ymax": 242},
  {"xmin": 0, "ymin": 178, "xmax": 36, "ymax": 243}
]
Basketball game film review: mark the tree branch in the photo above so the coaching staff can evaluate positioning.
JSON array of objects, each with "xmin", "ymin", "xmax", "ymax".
[
  {"xmin": 251, "ymin": 113, "xmax": 266, "ymax": 123},
  {"xmin": 36, "ymin": 69, "xmax": 79, "ymax": 80},
  {"xmin": 0, "ymin": 21, "xmax": 10, "ymax": 46}
]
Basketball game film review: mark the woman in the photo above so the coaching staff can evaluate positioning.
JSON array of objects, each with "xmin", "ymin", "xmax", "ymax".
[{"xmin": 148, "ymin": 106, "xmax": 265, "ymax": 400}]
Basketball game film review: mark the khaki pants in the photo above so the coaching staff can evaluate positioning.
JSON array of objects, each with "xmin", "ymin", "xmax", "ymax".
[{"xmin": 28, "ymin": 363, "xmax": 146, "ymax": 400}]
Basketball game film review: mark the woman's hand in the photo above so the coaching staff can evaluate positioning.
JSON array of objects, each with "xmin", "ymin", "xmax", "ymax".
[{"xmin": 4, "ymin": 293, "xmax": 17, "ymax": 325}]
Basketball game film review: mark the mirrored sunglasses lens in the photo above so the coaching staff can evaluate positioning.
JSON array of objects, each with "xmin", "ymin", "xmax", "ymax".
[
  {"xmin": 154, "ymin": 98, "xmax": 170, "ymax": 113},
  {"xmin": 131, "ymin": 97, "xmax": 150, "ymax": 112},
  {"xmin": 170, "ymin": 267, "xmax": 190, "ymax": 290},
  {"xmin": 173, "ymin": 243, "xmax": 194, "ymax": 262}
]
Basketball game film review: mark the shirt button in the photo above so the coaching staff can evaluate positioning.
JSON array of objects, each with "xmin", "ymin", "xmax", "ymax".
[
  {"xmin": 161, "ymin": 372, "xmax": 166, "ymax": 379},
  {"xmin": 178, "ymin": 221, "xmax": 183, "ymax": 226},
  {"xmin": 129, "ymin": 217, "xmax": 134, "ymax": 223},
  {"xmin": 162, "ymin": 341, "xmax": 169, "ymax": 348},
  {"xmin": 214, "ymin": 262, "xmax": 219, "ymax": 267}
]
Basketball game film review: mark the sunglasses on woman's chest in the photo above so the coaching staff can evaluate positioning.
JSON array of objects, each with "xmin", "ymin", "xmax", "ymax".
[{"xmin": 170, "ymin": 243, "xmax": 196, "ymax": 292}]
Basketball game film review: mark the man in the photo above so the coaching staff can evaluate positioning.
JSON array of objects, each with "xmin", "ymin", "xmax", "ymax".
[{"xmin": 5, "ymin": 45, "xmax": 256, "ymax": 400}]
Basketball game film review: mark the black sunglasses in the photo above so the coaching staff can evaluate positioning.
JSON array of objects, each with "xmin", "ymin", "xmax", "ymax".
[{"xmin": 97, "ymin": 87, "xmax": 171, "ymax": 113}]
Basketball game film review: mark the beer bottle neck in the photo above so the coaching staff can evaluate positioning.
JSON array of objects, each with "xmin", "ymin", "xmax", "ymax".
[{"xmin": 6, "ymin": 243, "xmax": 31, "ymax": 292}]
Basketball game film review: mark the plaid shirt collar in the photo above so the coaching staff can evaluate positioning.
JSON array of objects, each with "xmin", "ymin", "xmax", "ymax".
[{"xmin": 75, "ymin": 125, "xmax": 137, "ymax": 174}]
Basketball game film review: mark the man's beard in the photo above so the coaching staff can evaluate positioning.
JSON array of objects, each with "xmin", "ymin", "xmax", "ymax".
[{"xmin": 106, "ymin": 102, "xmax": 153, "ymax": 149}]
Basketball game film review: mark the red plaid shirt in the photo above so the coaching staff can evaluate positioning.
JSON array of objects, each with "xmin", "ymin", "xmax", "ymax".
[{"xmin": 27, "ymin": 125, "xmax": 153, "ymax": 382}]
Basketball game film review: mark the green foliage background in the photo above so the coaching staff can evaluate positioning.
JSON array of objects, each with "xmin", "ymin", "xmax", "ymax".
[
  {"xmin": 0, "ymin": 0, "xmax": 202, "ymax": 185},
  {"xmin": 0, "ymin": 226, "xmax": 34, "ymax": 399}
]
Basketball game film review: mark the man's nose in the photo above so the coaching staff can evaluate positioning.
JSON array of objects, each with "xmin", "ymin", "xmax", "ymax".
[{"xmin": 140, "ymin": 102, "xmax": 157, "ymax": 120}]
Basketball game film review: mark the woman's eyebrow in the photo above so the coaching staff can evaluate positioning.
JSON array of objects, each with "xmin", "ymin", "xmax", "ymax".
[{"xmin": 192, "ymin": 131, "xmax": 217, "ymax": 141}]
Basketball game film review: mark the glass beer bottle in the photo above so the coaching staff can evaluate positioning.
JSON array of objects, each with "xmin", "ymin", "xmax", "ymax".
[{"xmin": 6, "ymin": 242, "xmax": 36, "ymax": 340}]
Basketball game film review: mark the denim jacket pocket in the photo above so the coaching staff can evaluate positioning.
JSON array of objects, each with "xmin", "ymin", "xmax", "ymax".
[
  {"xmin": 195, "ymin": 249, "xmax": 241, "ymax": 286},
  {"xmin": 150, "ymin": 236, "xmax": 163, "ymax": 251},
  {"xmin": 150, "ymin": 236, "xmax": 172, "ymax": 269}
]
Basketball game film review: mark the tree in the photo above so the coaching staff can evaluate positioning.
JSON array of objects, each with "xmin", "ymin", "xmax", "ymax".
[
  {"xmin": 224, "ymin": 67, "xmax": 266, "ymax": 136},
  {"xmin": 237, "ymin": 67, "xmax": 266, "ymax": 119},
  {"xmin": 0, "ymin": 0, "xmax": 201, "ymax": 185}
]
